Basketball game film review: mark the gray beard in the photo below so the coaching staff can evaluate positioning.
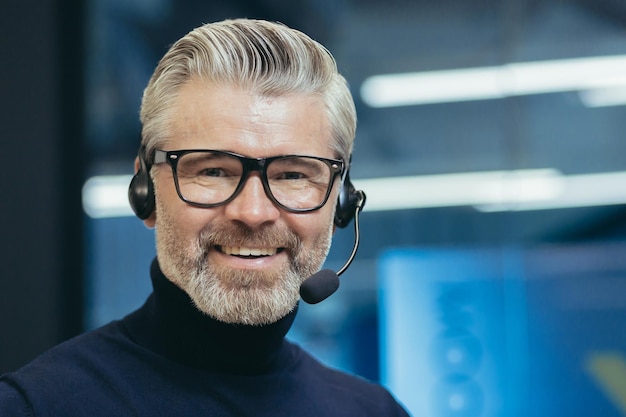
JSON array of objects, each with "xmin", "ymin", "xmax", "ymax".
[
  {"xmin": 155, "ymin": 210, "xmax": 333, "ymax": 325},
  {"xmin": 185, "ymin": 254, "xmax": 303, "ymax": 325}
]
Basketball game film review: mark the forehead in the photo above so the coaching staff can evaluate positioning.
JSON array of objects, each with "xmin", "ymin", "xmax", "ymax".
[{"xmin": 166, "ymin": 80, "xmax": 333, "ymax": 158}]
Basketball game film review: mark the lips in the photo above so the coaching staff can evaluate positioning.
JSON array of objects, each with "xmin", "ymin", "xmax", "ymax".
[{"xmin": 219, "ymin": 246, "xmax": 279, "ymax": 257}]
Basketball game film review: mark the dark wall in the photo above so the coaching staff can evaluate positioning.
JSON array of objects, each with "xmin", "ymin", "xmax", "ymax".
[{"xmin": 0, "ymin": 0, "xmax": 85, "ymax": 373}]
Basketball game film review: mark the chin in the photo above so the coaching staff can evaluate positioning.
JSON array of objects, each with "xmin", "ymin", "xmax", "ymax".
[{"xmin": 189, "ymin": 278, "xmax": 300, "ymax": 325}]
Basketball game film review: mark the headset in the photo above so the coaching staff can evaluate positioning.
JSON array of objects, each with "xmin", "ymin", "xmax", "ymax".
[
  {"xmin": 128, "ymin": 147, "xmax": 155, "ymax": 221},
  {"xmin": 129, "ymin": 146, "xmax": 366, "ymax": 303},
  {"xmin": 128, "ymin": 146, "xmax": 364, "ymax": 228}
]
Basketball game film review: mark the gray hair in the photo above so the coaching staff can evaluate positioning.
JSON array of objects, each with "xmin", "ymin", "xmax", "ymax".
[{"xmin": 140, "ymin": 18, "xmax": 356, "ymax": 163}]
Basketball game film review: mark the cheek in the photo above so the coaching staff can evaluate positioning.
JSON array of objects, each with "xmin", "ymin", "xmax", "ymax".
[
  {"xmin": 154, "ymin": 178, "xmax": 213, "ymax": 240},
  {"xmin": 158, "ymin": 202, "xmax": 219, "ymax": 241},
  {"xmin": 290, "ymin": 205, "xmax": 336, "ymax": 245}
]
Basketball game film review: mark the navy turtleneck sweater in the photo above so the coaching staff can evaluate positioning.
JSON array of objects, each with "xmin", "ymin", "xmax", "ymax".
[{"xmin": 0, "ymin": 259, "xmax": 410, "ymax": 416}]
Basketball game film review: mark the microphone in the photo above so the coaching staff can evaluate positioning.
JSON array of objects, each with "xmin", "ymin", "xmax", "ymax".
[{"xmin": 300, "ymin": 190, "xmax": 365, "ymax": 304}]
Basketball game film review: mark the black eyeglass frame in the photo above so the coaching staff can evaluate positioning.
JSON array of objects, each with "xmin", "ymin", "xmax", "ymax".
[{"xmin": 152, "ymin": 148, "xmax": 345, "ymax": 213}]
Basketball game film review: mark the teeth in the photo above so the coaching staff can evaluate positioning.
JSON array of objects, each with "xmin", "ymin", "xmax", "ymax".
[{"xmin": 222, "ymin": 246, "xmax": 277, "ymax": 256}]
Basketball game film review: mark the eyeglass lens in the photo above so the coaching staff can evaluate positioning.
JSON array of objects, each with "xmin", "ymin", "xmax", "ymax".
[{"xmin": 173, "ymin": 151, "xmax": 335, "ymax": 210}]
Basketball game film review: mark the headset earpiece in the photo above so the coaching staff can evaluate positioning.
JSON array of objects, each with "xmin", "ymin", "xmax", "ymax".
[
  {"xmin": 334, "ymin": 169, "xmax": 365, "ymax": 228},
  {"xmin": 128, "ymin": 146, "xmax": 155, "ymax": 220}
]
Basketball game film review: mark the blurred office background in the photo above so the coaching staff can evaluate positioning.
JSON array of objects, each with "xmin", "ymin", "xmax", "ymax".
[{"xmin": 3, "ymin": 0, "xmax": 626, "ymax": 415}]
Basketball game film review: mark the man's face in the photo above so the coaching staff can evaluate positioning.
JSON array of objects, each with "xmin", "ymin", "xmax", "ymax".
[{"xmin": 146, "ymin": 79, "xmax": 338, "ymax": 325}]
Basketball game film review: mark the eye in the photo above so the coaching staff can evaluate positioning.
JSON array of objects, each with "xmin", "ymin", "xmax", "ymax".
[
  {"xmin": 199, "ymin": 167, "xmax": 227, "ymax": 177},
  {"xmin": 177, "ymin": 152, "xmax": 242, "ymax": 180},
  {"xmin": 279, "ymin": 171, "xmax": 306, "ymax": 180},
  {"xmin": 269, "ymin": 157, "xmax": 324, "ymax": 182}
]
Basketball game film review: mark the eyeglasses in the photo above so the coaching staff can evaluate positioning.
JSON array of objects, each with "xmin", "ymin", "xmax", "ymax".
[{"xmin": 153, "ymin": 149, "xmax": 345, "ymax": 212}]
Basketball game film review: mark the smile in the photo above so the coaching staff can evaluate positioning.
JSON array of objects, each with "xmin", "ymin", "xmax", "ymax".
[{"xmin": 219, "ymin": 246, "xmax": 279, "ymax": 257}]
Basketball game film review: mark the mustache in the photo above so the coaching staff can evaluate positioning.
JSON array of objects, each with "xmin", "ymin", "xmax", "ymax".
[{"xmin": 197, "ymin": 222, "xmax": 302, "ymax": 253}]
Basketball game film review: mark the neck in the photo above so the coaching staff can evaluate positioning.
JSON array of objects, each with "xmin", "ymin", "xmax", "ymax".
[{"xmin": 123, "ymin": 258, "xmax": 298, "ymax": 374}]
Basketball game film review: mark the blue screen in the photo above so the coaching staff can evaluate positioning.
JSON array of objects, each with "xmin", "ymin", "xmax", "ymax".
[{"xmin": 379, "ymin": 244, "xmax": 626, "ymax": 417}]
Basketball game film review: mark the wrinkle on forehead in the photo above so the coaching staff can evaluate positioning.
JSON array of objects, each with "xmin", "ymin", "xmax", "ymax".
[{"xmin": 168, "ymin": 80, "xmax": 331, "ymax": 156}]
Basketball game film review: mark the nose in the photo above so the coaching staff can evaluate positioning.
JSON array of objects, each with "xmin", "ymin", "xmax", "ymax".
[{"xmin": 224, "ymin": 173, "xmax": 281, "ymax": 227}]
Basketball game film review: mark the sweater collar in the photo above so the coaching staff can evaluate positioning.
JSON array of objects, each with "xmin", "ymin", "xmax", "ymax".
[{"xmin": 123, "ymin": 258, "xmax": 298, "ymax": 374}]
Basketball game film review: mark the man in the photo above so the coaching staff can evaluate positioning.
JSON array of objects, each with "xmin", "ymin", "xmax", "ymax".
[{"xmin": 0, "ymin": 19, "xmax": 410, "ymax": 416}]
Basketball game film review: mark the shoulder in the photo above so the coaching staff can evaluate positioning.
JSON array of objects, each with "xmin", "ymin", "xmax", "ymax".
[
  {"xmin": 8, "ymin": 320, "xmax": 130, "ymax": 376},
  {"xmin": 0, "ymin": 321, "xmax": 135, "ymax": 416},
  {"xmin": 288, "ymin": 343, "xmax": 411, "ymax": 416},
  {"xmin": 0, "ymin": 379, "xmax": 32, "ymax": 417}
]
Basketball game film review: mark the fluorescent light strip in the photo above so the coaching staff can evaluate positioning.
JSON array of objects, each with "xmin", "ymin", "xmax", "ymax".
[
  {"xmin": 82, "ymin": 175, "xmax": 135, "ymax": 219},
  {"xmin": 476, "ymin": 171, "xmax": 626, "ymax": 212},
  {"xmin": 353, "ymin": 169, "xmax": 564, "ymax": 212},
  {"xmin": 82, "ymin": 169, "xmax": 626, "ymax": 218},
  {"xmin": 354, "ymin": 170, "xmax": 626, "ymax": 213},
  {"xmin": 361, "ymin": 55, "xmax": 626, "ymax": 108}
]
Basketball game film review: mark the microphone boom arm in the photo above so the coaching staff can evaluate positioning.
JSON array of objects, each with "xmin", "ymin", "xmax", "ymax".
[
  {"xmin": 298, "ymin": 190, "xmax": 366, "ymax": 304},
  {"xmin": 336, "ymin": 190, "xmax": 365, "ymax": 277}
]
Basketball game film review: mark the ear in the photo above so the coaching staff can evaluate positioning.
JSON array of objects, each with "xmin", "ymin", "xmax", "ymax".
[{"xmin": 143, "ymin": 211, "xmax": 156, "ymax": 229}]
